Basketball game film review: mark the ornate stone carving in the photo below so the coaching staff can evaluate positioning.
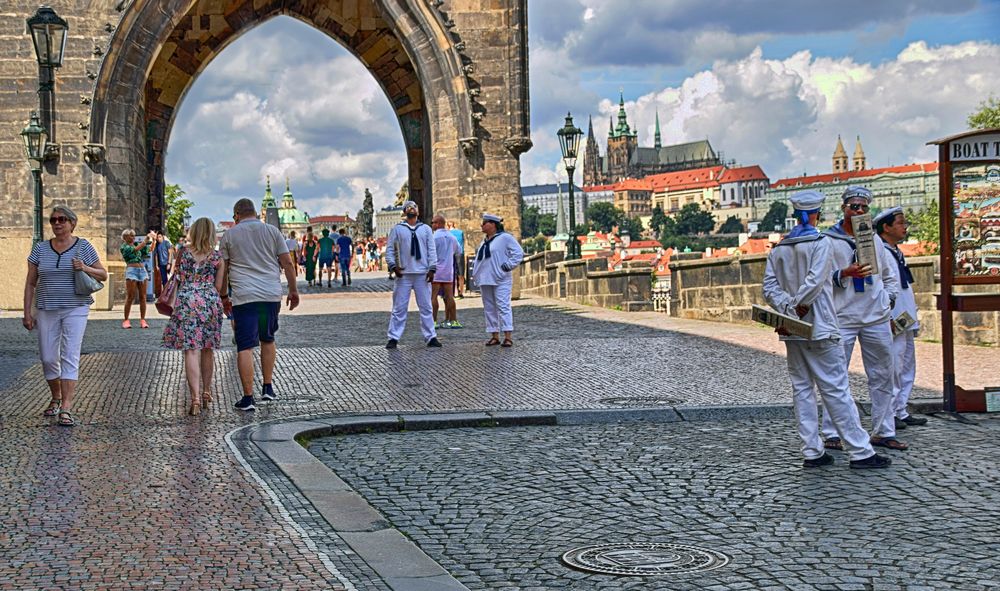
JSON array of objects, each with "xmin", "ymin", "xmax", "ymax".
[
  {"xmin": 43, "ymin": 143, "xmax": 60, "ymax": 162},
  {"xmin": 504, "ymin": 136, "xmax": 533, "ymax": 156},
  {"xmin": 80, "ymin": 95, "xmax": 92, "ymax": 105},
  {"xmin": 83, "ymin": 143, "xmax": 106, "ymax": 164},
  {"xmin": 459, "ymin": 137, "xmax": 480, "ymax": 157}
]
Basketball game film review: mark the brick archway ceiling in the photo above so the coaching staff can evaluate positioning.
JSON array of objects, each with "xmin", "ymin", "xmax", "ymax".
[{"xmin": 146, "ymin": 0, "xmax": 422, "ymax": 138}]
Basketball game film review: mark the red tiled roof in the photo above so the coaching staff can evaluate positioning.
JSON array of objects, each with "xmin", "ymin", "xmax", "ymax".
[
  {"xmin": 647, "ymin": 165, "xmax": 726, "ymax": 192},
  {"xmin": 625, "ymin": 252, "xmax": 659, "ymax": 262},
  {"xmin": 771, "ymin": 162, "xmax": 938, "ymax": 188},
  {"xmin": 612, "ymin": 178, "xmax": 653, "ymax": 191},
  {"xmin": 738, "ymin": 238, "xmax": 774, "ymax": 255},
  {"xmin": 583, "ymin": 184, "xmax": 617, "ymax": 192},
  {"xmin": 625, "ymin": 240, "xmax": 661, "ymax": 249},
  {"xmin": 717, "ymin": 165, "xmax": 768, "ymax": 183},
  {"xmin": 899, "ymin": 241, "xmax": 936, "ymax": 256},
  {"xmin": 310, "ymin": 215, "xmax": 352, "ymax": 224}
]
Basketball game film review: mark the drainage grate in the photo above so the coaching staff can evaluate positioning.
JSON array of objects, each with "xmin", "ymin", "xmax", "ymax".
[
  {"xmin": 561, "ymin": 542, "xmax": 730, "ymax": 576},
  {"xmin": 598, "ymin": 396, "xmax": 681, "ymax": 407}
]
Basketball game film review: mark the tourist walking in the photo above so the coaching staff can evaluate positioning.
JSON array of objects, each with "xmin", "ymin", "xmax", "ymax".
[
  {"xmin": 354, "ymin": 238, "xmax": 365, "ymax": 273},
  {"xmin": 23, "ymin": 205, "xmax": 108, "ymax": 427},
  {"xmin": 219, "ymin": 198, "xmax": 299, "ymax": 411},
  {"xmin": 471, "ymin": 213, "xmax": 523, "ymax": 347},
  {"xmin": 820, "ymin": 186, "xmax": 905, "ymax": 451},
  {"xmin": 162, "ymin": 217, "xmax": 226, "ymax": 416},
  {"xmin": 337, "ymin": 228, "xmax": 353, "ymax": 286},
  {"xmin": 874, "ymin": 206, "xmax": 928, "ymax": 430},
  {"xmin": 285, "ymin": 231, "xmax": 300, "ymax": 278},
  {"xmin": 447, "ymin": 221, "xmax": 466, "ymax": 298},
  {"xmin": 302, "ymin": 226, "xmax": 318, "ymax": 286},
  {"xmin": 762, "ymin": 191, "xmax": 888, "ymax": 469},
  {"xmin": 121, "ymin": 228, "xmax": 156, "ymax": 329},
  {"xmin": 318, "ymin": 228, "xmax": 336, "ymax": 288},
  {"xmin": 153, "ymin": 231, "xmax": 173, "ymax": 296},
  {"xmin": 431, "ymin": 214, "xmax": 461, "ymax": 328},
  {"xmin": 385, "ymin": 200, "xmax": 440, "ymax": 348}
]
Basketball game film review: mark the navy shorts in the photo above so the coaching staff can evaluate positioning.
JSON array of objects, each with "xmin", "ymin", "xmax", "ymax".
[
  {"xmin": 232, "ymin": 301, "xmax": 280, "ymax": 351},
  {"xmin": 318, "ymin": 256, "xmax": 334, "ymax": 269}
]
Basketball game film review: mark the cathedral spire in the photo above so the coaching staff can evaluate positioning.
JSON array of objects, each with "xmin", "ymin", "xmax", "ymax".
[
  {"xmin": 615, "ymin": 88, "xmax": 630, "ymax": 136},
  {"xmin": 261, "ymin": 174, "xmax": 276, "ymax": 209},
  {"xmin": 852, "ymin": 135, "xmax": 867, "ymax": 171},
  {"xmin": 654, "ymin": 110, "xmax": 662, "ymax": 149},
  {"xmin": 282, "ymin": 177, "xmax": 295, "ymax": 208},
  {"xmin": 587, "ymin": 115, "xmax": 595, "ymax": 141}
]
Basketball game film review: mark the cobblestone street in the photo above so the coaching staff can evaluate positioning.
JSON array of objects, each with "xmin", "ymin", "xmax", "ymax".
[{"xmin": 0, "ymin": 275, "xmax": 997, "ymax": 589}]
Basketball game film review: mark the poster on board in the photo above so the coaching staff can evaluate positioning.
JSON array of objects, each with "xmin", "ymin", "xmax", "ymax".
[{"xmin": 952, "ymin": 162, "xmax": 1000, "ymax": 278}]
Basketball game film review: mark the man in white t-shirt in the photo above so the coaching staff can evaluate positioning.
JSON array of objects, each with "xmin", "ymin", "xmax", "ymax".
[{"xmin": 219, "ymin": 198, "xmax": 299, "ymax": 411}]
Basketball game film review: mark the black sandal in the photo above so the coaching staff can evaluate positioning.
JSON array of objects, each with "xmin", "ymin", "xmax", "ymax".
[
  {"xmin": 56, "ymin": 411, "xmax": 75, "ymax": 427},
  {"xmin": 43, "ymin": 398, "xmax": 62, "ymax": 417},
  {"xmin": 501, "ymin": 338, "xmax": 513, "ymax": 348},
  {"xmin": 485, "ymin": 337, "xmax": 501, "ymax": 346}
]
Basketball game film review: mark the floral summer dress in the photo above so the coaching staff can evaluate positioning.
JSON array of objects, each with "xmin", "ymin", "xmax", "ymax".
[{"xmin": 162, "ymin": 249, "xmax": 223, "ymax": 350}]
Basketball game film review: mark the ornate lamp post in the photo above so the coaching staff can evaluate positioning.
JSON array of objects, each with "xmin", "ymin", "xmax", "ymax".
[
  {"xmin": 21, "ymin": 112, "xmax": 48, "ymax": 244},
  {"xmin": 26, "ymin": 5, "xmax": 68, "ymax": 161},
  {"xmin": 557, "ymin": 113, "xmax": 583, "ymax": 260}
]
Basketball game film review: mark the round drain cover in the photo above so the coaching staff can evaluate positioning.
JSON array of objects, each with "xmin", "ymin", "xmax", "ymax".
[
  {"xmin": 561, "ymin": 542, "xmax": 729, "ymax": 576},
  {"xmin": 598, "ymin": 396, "xmax": 681, "ymax": 407}
]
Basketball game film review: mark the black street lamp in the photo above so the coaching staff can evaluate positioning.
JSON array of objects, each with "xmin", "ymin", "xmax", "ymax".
[
  {"xmin": 21, "ymin": 111, "xmax": 48, "ymax": 244},
  {"xmin": 26, "ymin": 5, "xmax": 68, "ymax": 161},
  {"xmin": 557, "ymin": 112, "xmax": 583, "ymax": 260}
]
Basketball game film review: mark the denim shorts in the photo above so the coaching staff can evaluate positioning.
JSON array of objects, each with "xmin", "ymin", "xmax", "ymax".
[
  {"xmin": 124, "ymin": 266, "xmax": 148, "ymax": 282},
  {"xmin": 232, "ymin": 301, "xmax": 280, "ymax": 351}
]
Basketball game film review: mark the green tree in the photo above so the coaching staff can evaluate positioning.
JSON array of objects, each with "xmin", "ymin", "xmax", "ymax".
[
  {"xmin": 718, "ymin": 215, "xmax": 744, "ymax": 234},
  {"xmin": 907, "ymin": 200, "xmax": 940, "ymax": 254},
  {"xmin": 649, "ymin": 206, "xmax": 668, "ymax": 236},
  {"xmin": 164, "ymin": 183, "xmax": 193, "ymax": 243},
  {"xmin": 759, "ymin": 201, "xmax": 788, "ymax": 232},
  {"xmin": 674, "ymin": 203, "xmax": 715, "ymax": 235},
  {"xmin": 521, "ymin": 204, "xmax": 541, "ymax": 238},
  {"xmin": 968, "ymin": 95, "xmax": 1000, "ymax": 130},
  {"xmin": 522, "ymin": 234, "xmax": 550, "ymax": 255},
  {"xmin": 537, "ymin": 213, "xmax": 557, "ymax": 236},
  {"xmin": 586, "ymin": 202, "xmax": 620, "ymax": 232},
  {"xmin": 619, "ymin": 215, "xmax": 644, "ymax": 238}
]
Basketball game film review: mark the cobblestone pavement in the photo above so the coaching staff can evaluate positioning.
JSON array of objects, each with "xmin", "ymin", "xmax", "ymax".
[
  {"xmin": 313, "ymin": 416, "xmax": 1000, "ymax": 590},
  {"xmin": 0, "ymin": 274, "xmax": 996, "ymax": 589}
]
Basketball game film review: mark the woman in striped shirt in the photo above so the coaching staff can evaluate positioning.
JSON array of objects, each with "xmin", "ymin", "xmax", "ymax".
[{"xmin": 23, "ymin": 205, "xmax": 108, "ymax": 427}]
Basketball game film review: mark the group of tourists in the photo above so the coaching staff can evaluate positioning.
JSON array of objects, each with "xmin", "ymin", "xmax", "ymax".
[
  {"xmin": 295, "ymin": 227, "xmax": 382, "ymax": 287},
  {"xmin": 764, "ymin": 186, "xmax": 925, "ymax": 470},
  {"xmin": 24, "ymin": 198, "xmax": 523, "ymax": 420}
]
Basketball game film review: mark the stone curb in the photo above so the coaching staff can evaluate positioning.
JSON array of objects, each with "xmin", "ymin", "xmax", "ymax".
[{"xmin": 248, "ymin": 401, "xmax": 944, "ymax": 590}]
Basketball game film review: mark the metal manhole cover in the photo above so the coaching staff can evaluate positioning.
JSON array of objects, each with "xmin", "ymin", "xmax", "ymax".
[
  {"xmin": 561, "ymin": 542, "xmax": 729, "ymax": 576},
  {"xmin": 598, "ymin": 396, "xmax": 681, "ymax": 407}
]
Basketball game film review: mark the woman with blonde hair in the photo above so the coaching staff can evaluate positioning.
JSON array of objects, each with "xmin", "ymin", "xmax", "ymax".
[
  {"xmin": 23, "ymin": 205, "xmax": 108, "ymax": 427},
  {"xmin": 162, "ymin": 217, "xmax": 226, "ymax": 415},
  {"xmin": 120, "ymin": 227, "xmax": 156, "ymax": 328}
]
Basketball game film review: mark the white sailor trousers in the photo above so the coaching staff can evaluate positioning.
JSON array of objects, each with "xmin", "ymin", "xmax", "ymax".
[
  {"xmin": 387, "ymin": 274, "xmax": 437, "ymax": 342},
  {"xmin": 786, "ymin": 339, "xmax": 874, "ymax": 461},
  {"xmin": 480, "ymin": 281, "xmax": 513, "ymax": 333},
  {"xmin": 892, "ymin": 330, "xmax": 917, "ymax": 419},
  {"xmin": 821, "ymin": 322, "xmax": 897, "ymax": 439}
]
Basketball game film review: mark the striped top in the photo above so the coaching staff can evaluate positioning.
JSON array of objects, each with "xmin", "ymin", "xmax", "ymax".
[{"xmin": 28, "ymin": 238, "xmax": 100, "ymax": 310}]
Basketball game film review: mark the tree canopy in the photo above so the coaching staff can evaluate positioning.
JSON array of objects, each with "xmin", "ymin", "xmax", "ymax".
[
  {"xmin": 759, "ymin": 201, "xmax": 788, "ymax": 232},
  {"xmin": 968, "ymin": 95, "xmax": 1000, "ymax": 130},
  {"xmin": 673, "ymin": 203, "xmax": 715, "ymax": 235},
  {"xmin": 164, "ymin": 184, "xmax": 193, "ymax": 243},
  {"xmin": 718, "ymin": 215, "xmax": 744, "ymax": 234},
  {"xmin": 586, "ymin": 202, "xmax": 620, "ymax": 233}
]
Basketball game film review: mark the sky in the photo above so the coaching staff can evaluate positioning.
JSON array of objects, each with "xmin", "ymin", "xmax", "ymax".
[{"xmin": 167, "ymin": 0, "xmax": 1000, "ymax": 224}]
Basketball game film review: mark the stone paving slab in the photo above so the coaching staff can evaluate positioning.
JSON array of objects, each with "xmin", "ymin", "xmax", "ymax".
[{"xmin": 0, "ymin": 282, "xmax": 992, "ymax": 589}]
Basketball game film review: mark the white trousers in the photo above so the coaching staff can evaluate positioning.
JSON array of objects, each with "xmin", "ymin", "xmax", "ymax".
[
  {"xmin": 480, "ymin": 282, "xmax": 513, "ymax": 333},
  {"xmin": 892, "ymin": 330, "xmax": 917, "ymax": 419},
  {"xmin": 786, "ymin": 340, "xmax": 874, "ymax": 461},
  {"xmin": 821, "ymin": 323, "xmax": 897, "ymax": 440},
  {"xmin": 387, "ymin": 274, "xmax": 436, "ymax": 342},
  {"xmin": 36, "ymin": 306, "xmax": 89, "ymax": 380}
]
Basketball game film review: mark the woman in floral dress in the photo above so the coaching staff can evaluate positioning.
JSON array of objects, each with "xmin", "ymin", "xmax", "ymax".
[{"xmin": 162, "ymin": 217, "xmax": 226, "ymax": 415}]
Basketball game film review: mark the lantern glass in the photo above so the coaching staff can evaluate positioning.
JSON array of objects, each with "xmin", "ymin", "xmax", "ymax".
[
  {"xmin": 557, "ymin": 113, "xmax": 583, "ymax": 170},
  {"xmin": 21, "ymin": 112, "xmax": 47, "ymax": 166},
  {"xmin": 27, "ymin": 6, "xmax": 69, "ymax": 68}
]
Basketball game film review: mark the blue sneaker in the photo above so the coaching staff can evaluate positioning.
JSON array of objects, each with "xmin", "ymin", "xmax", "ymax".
[
  {"xmin": 261, "ymin": 384, "xmax": 277, "ymax": 401},
  {"xmin": 234, "ymin": 396, "xmax": 256, "ymax": 411}
]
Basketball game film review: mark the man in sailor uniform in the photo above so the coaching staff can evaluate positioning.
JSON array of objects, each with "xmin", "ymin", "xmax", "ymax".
[
  {"xmin": 471, "ymin": 214, "xmax": 524, "ymax": 348},
  {"xmin": 874, "ymin": 206, "xmax": 928, "ymax": 430},
  {"xmin": 763, "ymin": 190, "xmax": 889, "ymax": 469},
  {"xmin": 820, "ymin": 186, "xmax": 906, "ymax": 451},
  {"xmin": 384, "ymin": 201, "xmax": 441, "ymax": 349}
]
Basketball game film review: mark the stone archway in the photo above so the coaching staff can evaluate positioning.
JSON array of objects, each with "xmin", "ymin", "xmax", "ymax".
[{"xmin": 0, "ymin": 0, "xmax": 530, "ymax": 309}]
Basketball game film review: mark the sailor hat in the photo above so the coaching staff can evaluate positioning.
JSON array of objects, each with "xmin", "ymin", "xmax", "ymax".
[
  {"xmin": 789, "ymin": 190, "xmax": 825, "ymax": 211},
  {"xmin": 841, "ymin": 186, "xmax": 873, "ymax": 204},
  {"xmin": 482, "ymin": 213, "xmax": 503, "ymax": 223},
  {"xmin": 873, "ymin": 206, "xmax": 903, "ymax": 227}
]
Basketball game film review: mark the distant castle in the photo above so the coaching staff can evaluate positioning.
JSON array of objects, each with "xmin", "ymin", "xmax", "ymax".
[{"xmin": 583, "ymin": 91, "xmax": 721, "ymax": 187}]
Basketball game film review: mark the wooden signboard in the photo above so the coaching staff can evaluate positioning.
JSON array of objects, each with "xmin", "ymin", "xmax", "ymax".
[{"xmin": 928, "ymin": 129, "xmax": 1000, "ymax": 412}]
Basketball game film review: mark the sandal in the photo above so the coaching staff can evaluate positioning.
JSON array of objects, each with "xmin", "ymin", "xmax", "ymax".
[
  {"xmin": 485, "ymin": 337, "xmax": 501, "ymax": 346},
  {"xmin": 56, "ymin": 411, "xmax": 75, "ymax": 427},
  {"xmin": 871, "ymin": 437, "xmax": 908, "ymax": 451},
  {"xmin": 501, "ymin": 338, "xmax": 513, "ymax": 348},
  {"xmin": 43, "ymin": 398, "xmax": 62, "ymax": 417},
  {"xmin": 202, "ymin": 390, "xmax": 212, "ymax": 406}
]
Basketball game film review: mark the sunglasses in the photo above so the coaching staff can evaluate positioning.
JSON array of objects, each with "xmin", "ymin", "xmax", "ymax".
[
  {"xmin": 49, "ymin": 216, "xmax": 70, "ymax": 224},
  {"xmin": 846, "ymin": 203, "xmax": 869, "ymax": 212}
]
